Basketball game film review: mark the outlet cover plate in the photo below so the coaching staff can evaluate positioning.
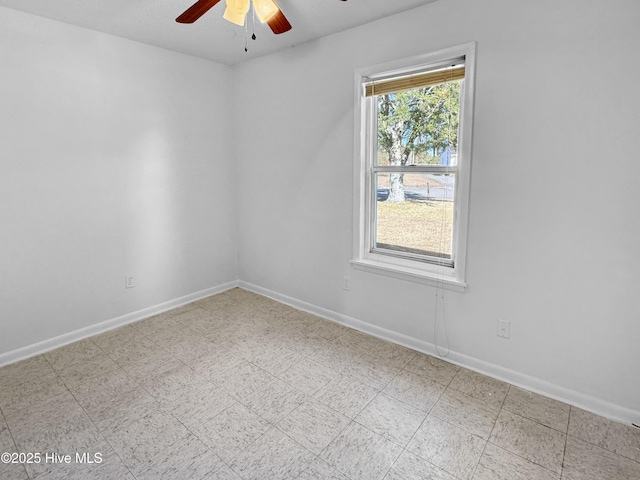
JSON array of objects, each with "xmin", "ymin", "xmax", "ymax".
[{"xmin": 497, "ymin": 319, "xmax": 510, "ymax": 338}]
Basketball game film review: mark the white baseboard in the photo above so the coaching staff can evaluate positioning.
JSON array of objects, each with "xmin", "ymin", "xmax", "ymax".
[
  {"xmin": 0, "ymin": 280, "xmax": 238, "ymax": 368},
  {"xmin": 239, "ymin": 281, "xmax": 640, "ymax": 427}
]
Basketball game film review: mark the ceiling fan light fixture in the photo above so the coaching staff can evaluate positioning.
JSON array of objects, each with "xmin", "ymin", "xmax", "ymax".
[
  {"xmin": 253, "ymin": 0, "xmax": 279, "ymax": 23},
  {"xmin": 222, "ymin": 0, "xmax": 250, "ymax": 26}
]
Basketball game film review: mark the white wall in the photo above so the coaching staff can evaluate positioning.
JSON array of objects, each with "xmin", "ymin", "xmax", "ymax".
[
  {"xmin": 234, "ymin": 0, "xmax": 640, "ymax": 423},
  {"xmin": 0, "ymin": 8, "xmax": 237, "ymax": 357}
]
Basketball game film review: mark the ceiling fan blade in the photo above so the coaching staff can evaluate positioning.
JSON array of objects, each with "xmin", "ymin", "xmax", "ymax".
[
  {"xmin": 176, "ymin": 0, "xmax": 222, "ymax": 23},
  {"xmin": 267, "ymin": 9, "xmax": 292, "ymax": 34}
]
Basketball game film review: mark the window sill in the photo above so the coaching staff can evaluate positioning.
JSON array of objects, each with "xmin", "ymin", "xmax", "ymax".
[{"xmin": 351, "ymin": 258, "xmax": 467, "ymax": 292}]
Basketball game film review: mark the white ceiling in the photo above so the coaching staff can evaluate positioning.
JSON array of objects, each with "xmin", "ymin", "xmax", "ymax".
[{"xmin": 0, "ymin": 0, "xmax": 438, "ymax": 65}]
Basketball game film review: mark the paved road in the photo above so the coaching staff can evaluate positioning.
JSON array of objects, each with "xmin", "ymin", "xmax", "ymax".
[{"xmin": 377, "ymin": 175, "xmax": 455, "ymax": 201}]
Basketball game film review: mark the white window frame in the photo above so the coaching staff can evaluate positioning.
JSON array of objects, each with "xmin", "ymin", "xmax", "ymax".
[{"xmin": 352, "ymin": 43, "xmax": 476, "ymax": 291}]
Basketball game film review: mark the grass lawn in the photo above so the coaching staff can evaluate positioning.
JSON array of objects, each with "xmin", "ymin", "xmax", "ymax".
[{"xmin": 376, "ymin": 199, "xmax": 454, "ymax": 258}]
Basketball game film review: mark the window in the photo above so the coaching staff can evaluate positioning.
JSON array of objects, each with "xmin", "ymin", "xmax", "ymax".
[{"xmin": 352, "ymin": 43, "xmax": 476, "ymax": 290}]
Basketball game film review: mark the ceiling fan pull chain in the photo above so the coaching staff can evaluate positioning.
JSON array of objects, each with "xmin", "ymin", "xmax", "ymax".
[
  {"xmin": 251, "ymin": 1, "xmax": 257, "ymax": 40},
  {"xmin": 244, "ymin": 1, "xmax": 257, "ymax": 51},
  {"xmin": 244, "ymin": 14, "xmax": 248, "ymax": 51}
]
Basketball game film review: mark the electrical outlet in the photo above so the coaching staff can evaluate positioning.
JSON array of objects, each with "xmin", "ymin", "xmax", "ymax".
[
  {"xmin": 497, "ymin": 319, "xmax": 510, "ymax": 338},
  {"xmin": 343, "ymin": 276, "xmax": 350, "ymax": 291},
  {"xmin": 125, "ymin": 275, "xmax": 135, "ymax": 289}
]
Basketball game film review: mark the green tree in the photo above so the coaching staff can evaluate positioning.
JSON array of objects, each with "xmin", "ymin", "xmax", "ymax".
[{"xmin": 378, "ymin": 81, "xmax": 460, "ymax": 202}]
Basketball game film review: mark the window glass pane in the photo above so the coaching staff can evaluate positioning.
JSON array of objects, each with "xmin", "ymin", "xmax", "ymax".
[
  {"xmin": 375, "ymin": 80, "xmax": 461, "ymax": 167},
  {"xmin": 375, "ymin": 173, "xmax": 455, "ymax": 260}
]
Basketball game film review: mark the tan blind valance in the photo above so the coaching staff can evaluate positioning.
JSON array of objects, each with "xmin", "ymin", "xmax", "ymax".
[{"xmin": 365, "ymin": 65, "xmax": 465, "ymax": 97}]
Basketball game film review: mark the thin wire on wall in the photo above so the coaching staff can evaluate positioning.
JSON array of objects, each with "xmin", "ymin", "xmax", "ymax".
[{"xmin": 432, "ymin": 70, "xmax": 458, "ymax": 359}]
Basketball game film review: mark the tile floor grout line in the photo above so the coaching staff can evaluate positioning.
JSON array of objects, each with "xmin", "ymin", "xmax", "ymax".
[
  {"xmin": 482, "ymin": 439, "xmax": 564, "ymax": 478},
  {"xmin": 54, "ymin": 376, "xmax": 137, "ymax": 480},
  {"xmin": 468, "ymin": 382, "xmax": 506, "ymax": 480},
  {"xmin": 394, "ymin": 373, "xmax": 451, "ymax": 478},
  {"xmin": 1, "ymin": 406, "xmax": 30, "ymax": 480},
  {"xmin": 559, "ymin": 407, "xmax": 571, "ymax": 480}
]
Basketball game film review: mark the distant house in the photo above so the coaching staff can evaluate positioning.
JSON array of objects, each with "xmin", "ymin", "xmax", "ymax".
[{"xmin": 440, "ymin": 147, "xmax": 457, "ymax": 166}]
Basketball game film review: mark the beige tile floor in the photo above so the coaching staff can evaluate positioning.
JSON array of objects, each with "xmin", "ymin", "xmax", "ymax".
[{"xmin": 1, "ymin": 287, "xmax": 639, "ymax": 480}]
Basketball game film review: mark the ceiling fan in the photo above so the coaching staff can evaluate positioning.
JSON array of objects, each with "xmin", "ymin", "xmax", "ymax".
[{"xmin": 176, "ymin": 0, "xmax": 347, "ymax": 35}]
